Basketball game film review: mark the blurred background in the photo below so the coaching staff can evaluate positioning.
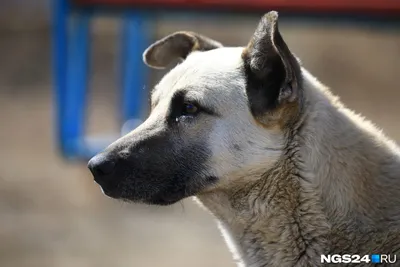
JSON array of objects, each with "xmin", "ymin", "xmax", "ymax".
[{"xmin": 0, "ymin": 0, "xmax": 400, "ymax": 266}]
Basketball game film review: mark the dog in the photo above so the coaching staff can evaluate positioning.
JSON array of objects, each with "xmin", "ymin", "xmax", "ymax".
[{"xmin": 88, "ymin": 11, "xmax": 400, "ymax": 267}]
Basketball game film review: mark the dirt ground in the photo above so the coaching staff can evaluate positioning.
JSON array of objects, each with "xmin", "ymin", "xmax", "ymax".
[{"xmin": 0, "ymin": 9, "xmax": 400, "ymax": 267}]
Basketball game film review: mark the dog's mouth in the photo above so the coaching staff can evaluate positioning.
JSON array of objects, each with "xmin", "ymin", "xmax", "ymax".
[
  {"xmin": 94, "ymin": 175, "xmax": 218, "ymax": 206},
  {"xmin": 94, "ymin": 181, "xmax": 119, "ymax": 200},
  {"xmin": 99, "ymin": 188, "xmax": 184, "ymax": 206},
  {"xmin": 94, "ymin": 177, "xmax": 189, "ymax": 205}
]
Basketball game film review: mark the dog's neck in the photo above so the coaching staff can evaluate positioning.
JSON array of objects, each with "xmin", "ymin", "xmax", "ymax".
[
  {"xmin": 197, "ymin": 148, "xmax": 330, "ymax": 266},
  {"xmin": 300, "ymin": 71, "xmax": 400, "ymax": 228},
  {"xmin": 197, "ymin": 71, "xmax": 400, "ymax": 266},
  {"xmin": 196, "ymin": 119, "xmax": 330, "ymax": 266}
]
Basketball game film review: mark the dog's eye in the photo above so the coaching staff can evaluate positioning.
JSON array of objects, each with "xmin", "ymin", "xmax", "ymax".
[{"xmin": 181, "ymin": 102, "xmax": 199, "ymax": 116}]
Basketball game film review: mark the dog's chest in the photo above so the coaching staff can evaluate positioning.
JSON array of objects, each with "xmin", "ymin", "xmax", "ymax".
[{"xmin": 218, "ymin": 217, "xmax": 313, "ymax": 267}]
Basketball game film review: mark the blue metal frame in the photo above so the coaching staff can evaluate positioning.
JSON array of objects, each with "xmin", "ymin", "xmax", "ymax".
[
  {"xmin": 65, "ymin": 12, "xmax": 90, "ymax": 158},
  {"xmin": 53, "ymin": 0, "xmax": 69, "ymax": 157},
  {"xmin": 52, "ymin": 0, "xmax": 149, "ymax": 160},
  {"xmin": 121, "ymin": 11, "xmax": 148, "ymax": 123}
]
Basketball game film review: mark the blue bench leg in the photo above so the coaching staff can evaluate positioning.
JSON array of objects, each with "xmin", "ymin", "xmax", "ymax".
[
  {"xmin": 53, "ymin": 0, "xmax": 91, "ymax": 159},
  {"xmin": 53, "ymin": 0, "xmax": 69, "ymax": 157},
  {"xmin": 120, "ymin": 11, "xmax": 150, "ymax": 134},
  {"xmin": 65, "ymin": 12, "xmax": 91, "ymax": 158}
]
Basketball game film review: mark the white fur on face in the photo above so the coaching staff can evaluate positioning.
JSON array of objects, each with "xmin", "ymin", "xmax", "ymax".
[{"xmin": 151, "ymin": 47, "xmax": 285, "ymax": 187}]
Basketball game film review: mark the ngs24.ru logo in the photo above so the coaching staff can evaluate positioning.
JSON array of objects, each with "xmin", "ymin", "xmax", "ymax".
[{"xmin": 321, "ymin": 254, "xmax": 397, "ymax": 264}]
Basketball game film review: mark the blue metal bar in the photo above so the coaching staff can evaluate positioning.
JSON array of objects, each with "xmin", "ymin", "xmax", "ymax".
[
  {"xmin": 120, "ymin": 11, "xmax": 150, "ymax": 132},
  {"xmin": 52, "ymin": 0, "xmax": 69, "ymax": 156},
  {"xmin": 53, "ymin": 2, "xmax": 154, "ymax": 159},
  {"xmin": 64, "ymin": 11, "xmax": 91, "ymax": 158}
]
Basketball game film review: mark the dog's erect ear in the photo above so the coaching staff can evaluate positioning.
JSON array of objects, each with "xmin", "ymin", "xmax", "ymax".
[
  {"xmin": 143, "ymin": 31, "xmax": 223, "ymax": 69},
  {"xmin": 243, "ymin": 11, "xmax": 302, "ymax": 120}
]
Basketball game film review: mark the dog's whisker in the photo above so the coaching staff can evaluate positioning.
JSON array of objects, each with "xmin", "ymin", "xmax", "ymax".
[{"xmin": 178, "ymin": 200, "xmax": 186, "ymax": 214}]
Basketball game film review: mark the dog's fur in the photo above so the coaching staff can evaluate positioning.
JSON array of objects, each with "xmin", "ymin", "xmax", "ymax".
[{"xmin": 88, "ymin": 12, "xmax": 400, "ymax": 266}]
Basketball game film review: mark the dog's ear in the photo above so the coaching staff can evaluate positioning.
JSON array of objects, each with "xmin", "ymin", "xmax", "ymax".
[
  {"xmin": 143, "ymin": 31, "xmax": 223, "ymax": 69},
  {"xmin": 243, "ymin": 11, "xmax": 302, "ymax": 123}
]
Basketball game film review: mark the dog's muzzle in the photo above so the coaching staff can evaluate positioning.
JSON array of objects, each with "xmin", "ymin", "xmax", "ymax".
[{"xmin": 86, "ymin": 130, "xmax": 214, "ymax": 204}]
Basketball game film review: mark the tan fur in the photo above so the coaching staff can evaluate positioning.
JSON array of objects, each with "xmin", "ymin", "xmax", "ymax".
[
  {"xmin": 143, "ymin": 44, "xmax": 400, "ymax": 265},
  {"xmin": 195, "ymin": 68, "xmax": 400, "ymax": 266},
  {"xmin": 142, "ymin": 42, "xmax": 400, "ymax": 267}
]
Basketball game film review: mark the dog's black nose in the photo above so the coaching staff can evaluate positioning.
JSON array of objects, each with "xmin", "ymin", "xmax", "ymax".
[{"xmin": 88, "ymin": 154, "xmax": 116, "ymax": 178}]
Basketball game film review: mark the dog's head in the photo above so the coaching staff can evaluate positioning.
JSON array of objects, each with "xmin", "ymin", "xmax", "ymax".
[{"xmin": 88, "ymin": 12, "xmax": 303, "ymax": 205}]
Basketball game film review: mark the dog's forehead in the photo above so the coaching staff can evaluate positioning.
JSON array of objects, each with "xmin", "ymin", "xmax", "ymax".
[{"xmin": 153, "ymin": 47, "xmax": 246, "ymax": 103}]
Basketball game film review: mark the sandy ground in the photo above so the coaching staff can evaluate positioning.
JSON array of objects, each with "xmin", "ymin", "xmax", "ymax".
[{"xmin": 0, "ymin": 12, "xmax": 400, "ymax": 267}]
